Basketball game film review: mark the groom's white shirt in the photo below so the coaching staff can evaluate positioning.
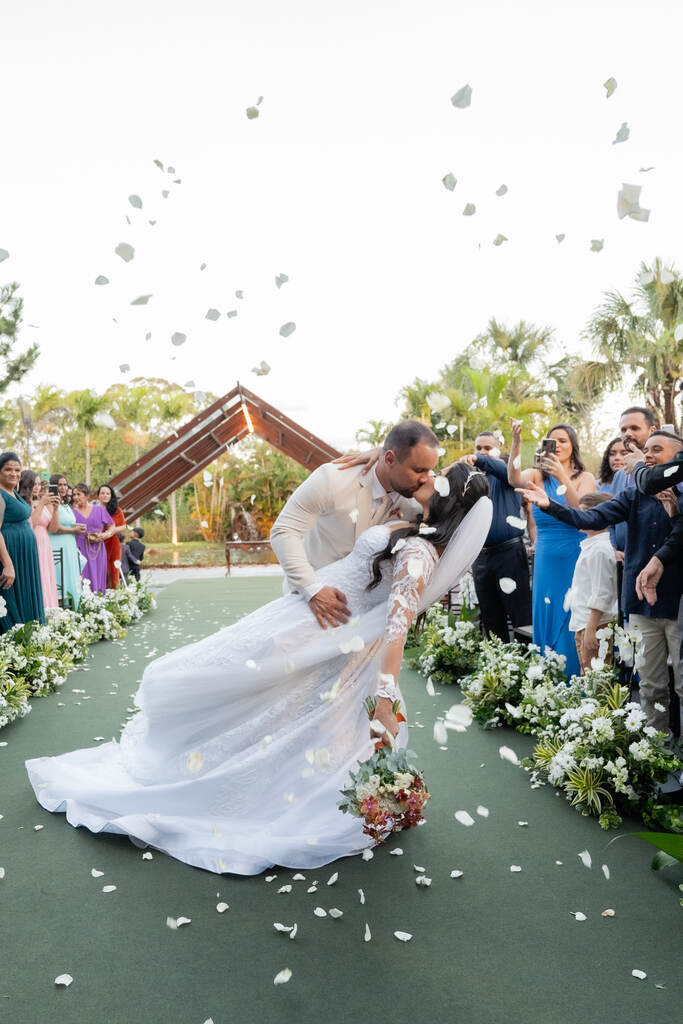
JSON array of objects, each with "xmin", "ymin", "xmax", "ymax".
[{"xmin": 270, "ymin": 463, "xmax": 421, "ymax": 599}]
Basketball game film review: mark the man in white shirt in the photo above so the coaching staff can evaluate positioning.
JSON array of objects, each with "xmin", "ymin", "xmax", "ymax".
[
  {"xmin": 270, "ymin": 420, "xmax": 439, "ymax": 628},
  {"xmin": 568, "ymin": 492, "xmax": 619, "ymax": 673}
]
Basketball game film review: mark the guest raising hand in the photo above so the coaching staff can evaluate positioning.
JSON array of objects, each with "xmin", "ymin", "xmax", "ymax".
[
  {"xmin": 71, "ymin": 483, "xmax": 117, "ymax": 594},
  {"xmin": 507, "ymin": 421, "xmax": 596, "ymax": 678}
]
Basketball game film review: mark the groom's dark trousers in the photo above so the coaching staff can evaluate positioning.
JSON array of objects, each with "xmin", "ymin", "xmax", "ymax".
[{"xmin": 470, "ymin": 454, "xmax": 532, "ymax": 641}]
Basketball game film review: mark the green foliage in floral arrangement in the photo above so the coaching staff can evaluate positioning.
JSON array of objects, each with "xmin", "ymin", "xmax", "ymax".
[
  {"xmin": 415, "ymin": 606, "xmax": 484, "ymax": 684},
  {"xmin": 0, "ymin": 581, "xmax": 157, "ymax": 731}
]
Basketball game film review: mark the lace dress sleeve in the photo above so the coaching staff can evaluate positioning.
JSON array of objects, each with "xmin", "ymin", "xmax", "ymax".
[{"xmin": 385, "ymin": 537, "xmax": 439, "ymax": 642}]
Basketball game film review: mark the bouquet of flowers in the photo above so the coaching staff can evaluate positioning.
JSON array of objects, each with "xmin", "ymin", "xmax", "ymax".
[
  {"xmin": 339, "ymin": 745, "xmax": 430, "ymax": 842},
  {"xmin": 339, "ymin": 697, "xmax": 429, "ymax": 842}
]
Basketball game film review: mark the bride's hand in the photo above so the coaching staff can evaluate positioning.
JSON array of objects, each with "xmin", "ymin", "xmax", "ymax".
[
  {"xmin": 333, "ymin": 446, "xmax": 381, "ymax": 475},
  {"xmin": 371, "ymin": 698, "xmax": 399, "ymax": 748}
]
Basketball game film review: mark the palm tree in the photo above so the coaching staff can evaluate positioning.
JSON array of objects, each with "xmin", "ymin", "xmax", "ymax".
[
  {"xmin": 585, "ymin": 258, "xmax": 683, "ymax": 431},
  {"xmin": 68, "ymin": 389, "xmax": 108, "ymax": 487},
  {"xmin": 472, "ymin": 318, "xmax": 555, "ymax": 373},
  {"xmin": 31, "ymin": 384, "xmax": 70, "ymax": 474},
  {"xmin": 354, "ymin": 419, "xmax": 392, "ymax": 447}
]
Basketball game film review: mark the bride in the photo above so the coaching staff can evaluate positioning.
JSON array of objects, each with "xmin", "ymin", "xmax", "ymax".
[{"xmin": 26, "ymin": 464, "xmax": 491, "ymax": 875}]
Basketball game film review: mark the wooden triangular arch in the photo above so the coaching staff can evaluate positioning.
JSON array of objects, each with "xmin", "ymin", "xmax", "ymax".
[{"xmin": 108, "ymin": 384, "xmax": 342, "ymax": 520}]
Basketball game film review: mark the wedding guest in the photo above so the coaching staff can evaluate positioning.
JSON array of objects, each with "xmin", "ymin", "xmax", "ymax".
[
  {"xmin": 98, "ymin": 483, "xmax": 127, "ymax": 588},
  {"xmin": 609, "ymin": 406, "xmax": 656, "ymax": 554},
  {"xmin": 18, "ymin": 469, "xmax": 60, "ymax": 611},
  {"xmin": 596, "ymin": 438, "xmax": 626, "ymax": 493},
  {"xmin": 567, "ymin": 492, "xmax": 618, "ymax": 673},
  {"xmin": 121, "ymin": 526, "xmax": 146, "ymax": 582},
  {"xmin": 508, "ymin": 421, "xmax": 595, "ymax": 677},
  {"xmin": 72, "ymin": 483, "xmax": 117, "ymax": 594},
  {"xmin": 460, "ymin": 431, "xmax": 532, "ymax": 640},
  {"xmin": 518, "ymin": 431, "xmax": 683, "ymax": 736},
  {"xmin": 0, "ymin": 452, "xmax": 45, "ymax": 631},
  {"xmin": 48, "ymin": 473, "xmax": 87, "ymax": 610}
]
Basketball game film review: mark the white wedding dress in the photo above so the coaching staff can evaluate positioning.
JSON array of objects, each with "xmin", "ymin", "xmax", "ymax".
[{"xmin": 26, "ymin": 503, "xmax": 491, "ymax": 876}]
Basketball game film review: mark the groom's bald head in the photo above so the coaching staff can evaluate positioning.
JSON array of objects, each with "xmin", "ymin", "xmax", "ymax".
[{"xmin": 381, "ymin": 420, "xmax": 439, "ymax": 497}]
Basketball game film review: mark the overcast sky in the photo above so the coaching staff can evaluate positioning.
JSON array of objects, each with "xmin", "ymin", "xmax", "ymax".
[{"xmin": 2, "ymin": 0, "xmax": 681, "ymax": 449}]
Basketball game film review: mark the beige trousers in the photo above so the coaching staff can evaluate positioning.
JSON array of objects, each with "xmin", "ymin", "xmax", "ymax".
[{"xmin": 629, "ymin": 614, "xmax": 683, "ymax": 736}]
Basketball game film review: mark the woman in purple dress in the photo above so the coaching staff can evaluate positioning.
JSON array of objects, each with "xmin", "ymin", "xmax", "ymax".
[{"xmin": 71, "ymin": 483, "xmax": 117, "ymax": 594}]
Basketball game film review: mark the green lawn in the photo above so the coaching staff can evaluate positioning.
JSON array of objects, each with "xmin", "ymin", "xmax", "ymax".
[{"xmin": 1, "ymin": 578, "xmax": 681, "ymax": 1024}]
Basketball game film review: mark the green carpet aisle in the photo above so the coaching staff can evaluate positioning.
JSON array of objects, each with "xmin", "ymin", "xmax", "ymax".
[{"xmin": 1, "ymin": 579, "xmax": 680, "ymax": 1024}]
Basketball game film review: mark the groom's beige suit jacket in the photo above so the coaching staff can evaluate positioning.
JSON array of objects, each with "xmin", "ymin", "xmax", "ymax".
[{"xmin": 270, "ymin": 463, "xmax": 420, "ymax": 600}]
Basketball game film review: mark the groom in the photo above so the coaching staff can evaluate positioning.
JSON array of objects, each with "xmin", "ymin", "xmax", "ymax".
[{"xmin": 270, "ymin": 420, "xmax": 439, "ymax": 628}]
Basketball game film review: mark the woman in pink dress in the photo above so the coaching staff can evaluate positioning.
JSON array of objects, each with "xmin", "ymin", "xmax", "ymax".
[
  {"xmin": 18, "ymin": 471, "xmax": 60, "ymax": 611},
  {"xmin": 71, "ymin": 483, "xmax": 116, "ymax": 594}
]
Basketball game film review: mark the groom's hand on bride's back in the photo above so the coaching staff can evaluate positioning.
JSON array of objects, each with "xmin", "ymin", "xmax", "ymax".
[
  {"xmin": 309, "ymin": 586, "xmax": 351, "ymax": 629},
  {"xmin": 332, "ymin": 446, "xmax": 382, "ymax": 475}
]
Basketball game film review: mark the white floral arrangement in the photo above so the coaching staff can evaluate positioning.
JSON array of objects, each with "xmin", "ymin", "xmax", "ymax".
[
  {"xmin": 0, "ymin": 580, "xmax": 156, "ymax": 731},
  {"xmin": 415, "ymin": 606, "xmax": 483, "ymax": 684}
]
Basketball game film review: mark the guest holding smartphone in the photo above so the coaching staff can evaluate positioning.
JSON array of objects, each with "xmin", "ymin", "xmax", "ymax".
[
  {"xmin": 48, "ymin": 474, "xmax": 87, "ymax": 610},
  {"xmin": 507, "ymin": 421, "xmax": 595, "ymax": 677},
  {"xmin": 97, "ymin": 483, "xmax": 127, "ymax": 589}
]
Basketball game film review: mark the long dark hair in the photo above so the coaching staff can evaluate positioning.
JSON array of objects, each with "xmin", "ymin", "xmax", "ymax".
[
  {"xmin": 97, "ymin": 482, "xmax": 119, "ymax": 516},
  {"xmin": 367, "ymin": 463, "xmax": 489, "ymax": 590},
  {"xmin": 546, "ymin": 423, "xmax": 585, "ymax": 480},
  {"xmin": 50, "ymin": 472, "xmax": 69, "ymax": 504},
  {"xmin": 18, "ymin": 469, "xmax": 38, "ymax": 503},
  {"xmin": 598, "ymin": 437, "xmax": 623, "ymax": 486}
]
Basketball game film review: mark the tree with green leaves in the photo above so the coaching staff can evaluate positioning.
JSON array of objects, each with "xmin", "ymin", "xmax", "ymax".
[
  {"xmin": 354, "ymin": 419, "xmax": 393, "ymax": 447},
  {"xmin": 585, "ymin": 258, "xmax": 683, "ymax": 431},
  {"xmin": 68, "ymin": 389, "xmax": 110, "ymax": 487},
  {"xmin": 0, "ymin": 282, "xmax": 39, "ymax": 399}
]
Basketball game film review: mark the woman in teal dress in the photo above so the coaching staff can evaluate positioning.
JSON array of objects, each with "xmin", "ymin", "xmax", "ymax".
[
  {"xmin": 48, "ymin": 473, "xmax": 86, "ymax": 610},
  {"xmin": 0, "ymin": 452, "xmax": 45, "ymax": 632},
  {"xmin": 508, "ymin": 424, "xmax": 596, "ymax": 679}
]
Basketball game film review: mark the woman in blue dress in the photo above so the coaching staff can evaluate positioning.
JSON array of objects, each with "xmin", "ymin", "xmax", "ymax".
[
  {"xmin": 48, "ymin": 473, "xmax": 87, "ymax": 609},
  {"xmin": 0, "ymin": 452, "xmax": 45, "ymax": 632},
  {"xmin": 508, "ymin": 423, "xmax": 595, "ymax": 678}
]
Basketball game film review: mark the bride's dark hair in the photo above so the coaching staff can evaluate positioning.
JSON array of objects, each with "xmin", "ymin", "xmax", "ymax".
[{"xmin": 367, "ymin": 462, "xmax": 489, "ymax": 590}]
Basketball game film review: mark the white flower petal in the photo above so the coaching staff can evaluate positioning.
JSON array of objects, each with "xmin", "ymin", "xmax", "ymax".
[
  {"xmin": 434, "ymin": 475, "xmax": 450, "ymax": 497},
  {"xmin": 663, "ymin": 465, "xmax": 678, "ymax": 477},
  {"xmin": 571, "ymin": 911, "xmax": 587, "ymax": 921},
  {"xmin": 493, "ymin": 234, "xmax": 508, "ymax": 247},
  {"xmin": 498, "ymin": 577, "xmax": 517, "ymax": 594},
  {"xmin": 556, "ymin": 233, "xmax": 565, "ymax": 243},
  {"xmin": 433, "ymin": 720, "xmax": 448, "ymax": 745},
  {"xmin": 265, "ymin": 875, "xmax": 277, "ymax": 883},
  {"xmin": 292, "ymin": 873, "xmax": 305, "ymax": 881},
  {"xmin": 510, "ymin": 865, "xmax": 522, "ymax": 873},
  {"xmin": 442, "ymin": 172, "xmax": 457, "ymax": 191},
  {"xmin": 476, "ymin": 805, "xmax": 489, "ymax": 818},
  {"xmin": 279, "ymin": 322, "xmax": 296, "ymax": 338},
  {"xmin": 95, "ymin": 275, "xmax": 109, "ymax": 285},
  {"xmin": 578, "ymin": 849, "xmax": 592, "ymax": 869},
  {"xmin": 275, "ymin": 273, "xmax": 289, "ymax": 288},
  {"xmin": 601, "ymin": 909, "xmax": 616, "ymax": 917},
  {"xmin": 91, "ymin": 869, "xmax": 104, "ymax": 877},
  {"xmin": 462, "ymin": 203, "xmax": 476, "ymax": 216},
  {"xmin": 205, "ymin": 308, "xmax": 221, "ymax": 321},
  {"xmin": 289, "ymin": 924, "xmax": 298, "ymax": 939},
  {"xmin": 454, "ymin": 810, "xmax": 475, "ymax": 827},
  {"xmin": 590, "ymin": 239, "xmax": 604, "ymax": 252},
  {"xmin": 102, "ymin": 885, "xmax": 117, "ymax": 892},
  {"xmin": 394, "ymin": 931, "xmax": 413, "ymax": 942},
  {"xmin": 328, "ymin": 908, "xmax": 343, "ymax": 918},
  {"xmin": 612, "ymin": 121, "xmax": 630, "ymax": 145},
  {"xmin": 55, "ymin": 974, "xmax": 73, "ymax": 987},
  {"xmin": 277, "ymin": 885, "xmax": 292, "ymax": 893},
  {"xmin": 361, "ymin": 849, "xmax": 374, "ymax": 861},
  {"xmin": 450, "ymin": 870, "xmax": 464, "ymax": 878},
  {"xmin": 273, "ymin": 922, "xmax": 294, "ymax": 933},
  {"xmin": 314, "ymin": 907, "xmax": 327, "ymax": 917},
  {"xmin": 364, "ymin": 923, "xmax": 371, "ymax": 942},
  {"xmin": 517, "ymin": 821, "xmax": 528, "ymax": 827},
  {"xmin": 389, "ymin": 848, "xmax": 403, "ymax": 856},
  {"xmin": 556, "ymin": 484, "xmax": 567, "ymax": 496},
  {"xmin": 142, "ymin": 852, "xmax": 153, "ymax": 860},
  {"xmin": 171, "ymin": 332, "xmax": 187, "ymax": 347},
  {"xmin": 631, "ymin": 969, "xmax": 647, "ymax": 980},
  {"xmin": 349, "ymin": 508, "xmax": 359, "ymax": 522},
  {"xmin": 415, "ymin": 875, "xmax": 432, "ymax": 887},
  {"xmin": 505, "ymin": 515, "xmax": 526, "ymax": 530},
  {"xmin": 216, "ymin": 902, "xmax": 229, "ymax": 913},
  {"xmin": 603, "ymin": 77, "xmax": 617, "ymax": 98},
  {"xmin": 602, "ymin": 864, "xmax": 610, "ymax": 880},
  {"xmin": 327, "ymin": 872, "xmax": 338, "ymax": 886},
  {"xmin": 307, "ymin": 886, "xmax": 317, "ymax": 893},
  {"xmin": 426, "ymin": 678, "xmax": 435, "ymax": 697},
  {"xmin": 115, "ymin": 242, "xmax": 135, "ymax": 262},
  {"xmin": 273, "ymin": 968, "xmax": 292, "ymax": 985},
  {"xmin": 450, "ymin": 84, "xmax": 472, "ymax": 108},
  {"xmin": 246, "ymin": 106, "xmax": 260, "ymax": 120},
  {"xmin": 358, "ymin": 888, "xmax": 365, "ymax": 904},
  {"xmin": 445, "ymin": 704, "xmax": 473, "ymax": 731}
]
